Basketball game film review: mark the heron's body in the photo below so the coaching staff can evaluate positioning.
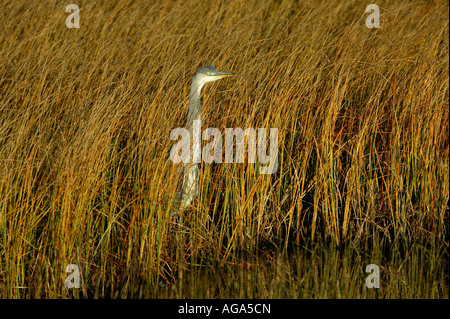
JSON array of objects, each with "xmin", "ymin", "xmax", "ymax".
[{"xmin": 174, "ymin": 65, "xmax": 234, "ymax": 213}]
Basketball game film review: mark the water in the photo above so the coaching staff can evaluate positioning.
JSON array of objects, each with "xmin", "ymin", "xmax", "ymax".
[{"xmin": 153, "ymin": 241, "xmax": 448, "ymax": 299}]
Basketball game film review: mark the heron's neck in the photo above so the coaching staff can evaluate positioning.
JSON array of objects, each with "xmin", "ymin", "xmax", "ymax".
[{"xmin": 186, "ymin": 80, "xmax": 204, "ymax": 127}]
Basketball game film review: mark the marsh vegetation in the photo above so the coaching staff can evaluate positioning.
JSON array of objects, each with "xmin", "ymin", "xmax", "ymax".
[{"xmin": 0, "ymin": 0, "xmax": 448, "ymax": 298}]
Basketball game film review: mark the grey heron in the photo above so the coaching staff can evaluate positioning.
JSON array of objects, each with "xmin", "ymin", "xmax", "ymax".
[{"xmin": 171, "ymin": 65, "xmax": 234, "ymax": 215}]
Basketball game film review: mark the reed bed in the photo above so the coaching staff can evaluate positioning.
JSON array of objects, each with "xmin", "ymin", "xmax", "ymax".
[{"xmin": 0, "ymin": 0, "xmax": 448, "ymax": 298}]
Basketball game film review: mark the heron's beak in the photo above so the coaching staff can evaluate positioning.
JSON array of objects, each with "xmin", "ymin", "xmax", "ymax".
[{"xmin": 212, "ymin": 71, "xmax": 235, "ymax": 79}]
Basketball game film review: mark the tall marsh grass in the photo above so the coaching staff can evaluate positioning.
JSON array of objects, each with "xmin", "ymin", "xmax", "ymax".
[{"xmin": 0, "ymin": 0, "xmax": 448, "ymax": 298}]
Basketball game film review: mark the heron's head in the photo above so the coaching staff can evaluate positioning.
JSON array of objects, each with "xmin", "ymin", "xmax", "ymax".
[{"xmin": 193, "ymin": 65, "xmax": 234, "ymax": 86}]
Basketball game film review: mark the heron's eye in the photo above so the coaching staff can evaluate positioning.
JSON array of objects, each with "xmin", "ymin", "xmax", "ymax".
[{"xmin": 205, "ymin": 72, "xmax": 210, "ymax": 75}]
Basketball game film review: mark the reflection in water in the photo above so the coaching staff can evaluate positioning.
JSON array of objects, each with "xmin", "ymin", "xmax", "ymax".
[{"xmin": 156, "ymin": 242, "xmax": 448, "ymax": 298}]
